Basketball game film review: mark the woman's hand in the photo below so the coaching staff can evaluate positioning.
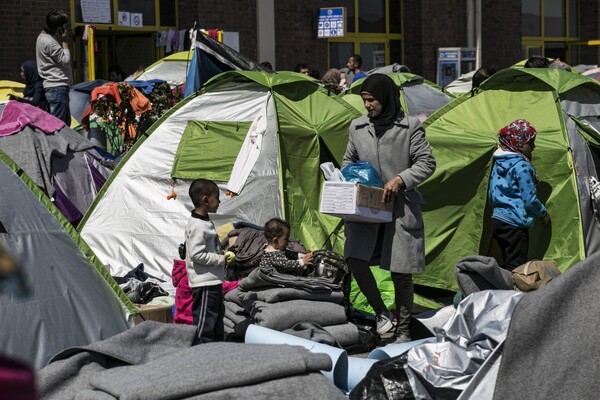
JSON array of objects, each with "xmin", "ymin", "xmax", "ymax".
[{"xmin": 382, "ymin": 176, "xmax": 404, "ymax": 203}]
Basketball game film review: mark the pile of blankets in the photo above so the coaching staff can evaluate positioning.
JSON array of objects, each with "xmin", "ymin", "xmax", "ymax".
[
  {"xmin": 37, "ymin": 321, "xmax": 345, "ymax": 399},
  {"xmin": 223, "ymin": 266, "xmax": 361, "ymax": 348}
]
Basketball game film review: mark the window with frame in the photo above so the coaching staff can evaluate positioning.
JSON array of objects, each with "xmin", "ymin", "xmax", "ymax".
[
  {"xmin": 328, "ymin": 0, "xmax": 402, "ymax": 71},
  {"xmin": 521, "ymin": 0, "xmax": 579, "ymax": 62}
]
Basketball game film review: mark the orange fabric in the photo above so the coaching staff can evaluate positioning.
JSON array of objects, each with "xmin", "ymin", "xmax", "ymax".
[
  {"xmin": 127, "ymin": 87, "xmax": 152, "ymax": 116},
  {"xmin": 90, "ymin": 82, "xmax": 122, "ymax": 104},
  {"xmin": 82, "ymin": 82, "xmax": 123, "ymax": 129}
]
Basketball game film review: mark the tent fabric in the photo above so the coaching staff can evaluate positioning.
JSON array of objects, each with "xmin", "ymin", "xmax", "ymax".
[
  {"xmin": 226, "ymin": 92, "xmax": 271, "ymax": 194},
  {"xmin": 0, "ymin": 104, "xmax": 113, "ymax": 225},
  {"xmin": 135, "ymin": 50, "xmax": 194, "ymax": 85},
  {"xmin": 171, "ymin": 120, "xmax": 251, "ymax": 180},
  {"xmin": 69, "ymin": 79, "xmax": 110, "ymax": 124},
  {"xmin": 0, "ymin": 80, "xmax": 24, "ymax": 101},
  {"xmin": 341, "ymin": 72, "xmax": 454, "ymax": 122},
  {"xmin": 79, "ymin": 71, "xmax": 361, "ymax": 281},
  {"xmin": 0, "ymin": 150, "xmax": 134, "ymax": 370},
  {"xmin": 418, "ymin": 67, "xmax": 600, "ymax": 293},
  {"xmin": 184, "ymin": 33, "xmax": 268, "ymax": 96}
]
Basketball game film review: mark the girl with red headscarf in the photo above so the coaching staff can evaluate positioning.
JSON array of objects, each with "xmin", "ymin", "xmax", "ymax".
[{"xmin": 488, "ymin": 119, "xmax": 550, "ymax": 270}]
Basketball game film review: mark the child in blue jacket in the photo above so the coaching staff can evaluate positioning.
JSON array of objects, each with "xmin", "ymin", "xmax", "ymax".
[{"xmin": 488, "ymin": 119, "xmax": 550, "ymax": 270}]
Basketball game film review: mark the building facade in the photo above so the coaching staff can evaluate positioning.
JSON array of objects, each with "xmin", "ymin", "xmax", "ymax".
[{"xmin": 1, "ymin": 1, "xmax": 598, "ymax": 84}]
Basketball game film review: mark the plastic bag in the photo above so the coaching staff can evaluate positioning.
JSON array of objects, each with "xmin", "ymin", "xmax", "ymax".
[{"xmin": 341, "ymin": 161, "xmax": 384, "ymax": 188}]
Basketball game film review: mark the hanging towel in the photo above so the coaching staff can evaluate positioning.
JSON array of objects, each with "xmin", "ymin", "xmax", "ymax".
[{"xmin": 0, "ymin": 101, "xmax": 65, "ymax": 136}]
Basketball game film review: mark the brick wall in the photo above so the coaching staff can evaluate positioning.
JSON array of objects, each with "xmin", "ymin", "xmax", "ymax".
[
  {"xmin": 481, "ymin": 1, "xmax": 521, "ymax": 71},
  {"xmin": 275, "ymin": 2, "xmax": 328, "ymax": 76},
  {"xmin": 187, "ymin": 0, "xmax": 258, "ymax": 61},
  {"xmin": 0, "ymin": 2, "xmax": 69, "ymax": 81},
  {"xmin": 3, "ymin": 1, "xmax": 598, "ymax": 83},
  {"xmin": 403, "ymin": 0, "xmax": 467, "ymax": 82}
]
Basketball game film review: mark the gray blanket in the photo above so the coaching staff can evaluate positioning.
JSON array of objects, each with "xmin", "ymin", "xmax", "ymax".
[
  {"xmin": 249, "ymin": 299, "xmax": 348, "ymax": 331},
  {"xmin": 455, "ymin": 255, "xmax": 513, "ymax": 296},
  {"xmin": 38, "ymin": 321, "xmax": 345, "ymax": 400}
]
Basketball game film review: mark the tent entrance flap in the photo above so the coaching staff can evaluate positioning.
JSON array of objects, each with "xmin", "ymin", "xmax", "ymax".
[{"xmin": 171, "ymin": 120, "xmax": 252, "ymax": 181}]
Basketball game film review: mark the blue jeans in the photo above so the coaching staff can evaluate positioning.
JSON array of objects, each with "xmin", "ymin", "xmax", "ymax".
[{"xmin": 45, "ymin": 86, "xmax": 71, "ymax": 125}]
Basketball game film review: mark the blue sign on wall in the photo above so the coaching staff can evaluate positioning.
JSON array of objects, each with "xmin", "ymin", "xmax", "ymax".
[{"xmin": 318, "ymin": 7, "xmax": 345, "ymax": 38}]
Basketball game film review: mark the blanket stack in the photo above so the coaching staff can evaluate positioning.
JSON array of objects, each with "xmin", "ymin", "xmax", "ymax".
[
  {"xmin": 223, "ymin": 267, "xmax": 360, "ymax": 347},
  {"xmin": 38, "ymin": 322, "xmax": 345, "ymax": 399}
]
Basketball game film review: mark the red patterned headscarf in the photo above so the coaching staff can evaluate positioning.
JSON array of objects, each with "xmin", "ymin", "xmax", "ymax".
[{"xmin": 498, "ymin": 119, "xmax": 537, "ymax": 157}]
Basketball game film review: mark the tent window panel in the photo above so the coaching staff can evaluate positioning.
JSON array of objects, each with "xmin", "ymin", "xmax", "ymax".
[
  {"xmin": 0, "ymin": 219, "xmax": 6, "ymax": 233},
  {"xmin": 171, "ymin": 121, "xmax": 252, "ymax": 181}
]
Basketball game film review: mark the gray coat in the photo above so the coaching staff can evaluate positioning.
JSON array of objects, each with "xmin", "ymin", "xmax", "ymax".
[{"xmin": 342, "ymin": 114, "xmax": 436, "ymax": 273}]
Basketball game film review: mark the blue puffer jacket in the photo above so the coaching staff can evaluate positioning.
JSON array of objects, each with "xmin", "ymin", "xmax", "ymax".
[{"xmin": 488, "ymin": 149, "xmax": 547, "ymax": 228}]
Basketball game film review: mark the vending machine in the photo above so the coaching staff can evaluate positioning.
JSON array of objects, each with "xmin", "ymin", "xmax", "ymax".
[{"xmin": 437, "ymin": 47, "xmax": 476, "ymax": 87}]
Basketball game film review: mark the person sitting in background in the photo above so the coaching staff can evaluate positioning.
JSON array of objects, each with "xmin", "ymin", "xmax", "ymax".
[
  {"xmin": 125, "ymin": 64, "xmax": 145, "ymax": 81},
  {"xmin": 108, "ymin": 65, "xmax": 126, "ymax": 82},
  {"xmin": 471, "ymin": 67, "xmax": 496, "ymax": 91},
  {"xmin": 8, "ymin": 60, "xmax": 48, "ymax": 111},
  {"xmin": 260, "ymin": 61, "xmax": 274, "ymax": 72},
  {"xmin": 294, "ymin": 63, "xmax": 310, "ymax": 75},
  {"xmin": 524, "ymin": 56, "xmax": 551, "ymax": 68},
  {"xmin": 259, "ymin": 218, "xmax": 313, "ymax": 276}
]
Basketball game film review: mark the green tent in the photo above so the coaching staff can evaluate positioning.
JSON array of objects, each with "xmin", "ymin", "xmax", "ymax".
[
  {"xmin": 79, "ymin": 71, "xmax": 361, "ymax": 281},
  {"xmin": 416, "ymin": 67, "xmax": 600, "ymax": 293},
  {"xmin": 340, "ymin": 72, "xmax": 455, "ymax": 121}
]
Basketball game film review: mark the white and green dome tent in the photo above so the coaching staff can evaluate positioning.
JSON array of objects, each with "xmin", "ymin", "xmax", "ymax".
[
  {"xmin": 0, "ymin": 150, "xmax": 135, "ymax": 370},
  {"xmin": 416, "ymin": 66, "xmax": 600, "ymax": 293},
  {"xmin": 341, "ymin": 72, "xmax": 455, "ymax": 121},
  {"xmin": 78, "ymin": 71, "xmax": 362, "ymax": 281},
  {"xmin": 134, "ymin": 50, "xmax": 193, "ymax": 85}
]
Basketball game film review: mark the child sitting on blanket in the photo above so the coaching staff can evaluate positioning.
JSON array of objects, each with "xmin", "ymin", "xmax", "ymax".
[{"xmin": 259, "ymin": 218, "xmax": 313, "ymax": 275}]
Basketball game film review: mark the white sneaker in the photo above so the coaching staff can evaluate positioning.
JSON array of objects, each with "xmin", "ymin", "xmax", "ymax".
[
  {"xmin": 392, "ymin": 333, "xmax": 411, "ymax": 344},
  {"xmin": 376, "ymin": 311, "xmax": 394, "ymax": 336}
]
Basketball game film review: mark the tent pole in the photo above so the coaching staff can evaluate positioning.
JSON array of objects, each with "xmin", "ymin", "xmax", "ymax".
[{"xmin": 475, "ymin": 0, "xmax": 482, "ymax": 69}]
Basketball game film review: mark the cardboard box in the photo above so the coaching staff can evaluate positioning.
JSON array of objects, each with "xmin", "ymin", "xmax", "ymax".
[
  {"xmin": 134, "ymin": 303, "xmax": 173, "ymax": 325},
  {"xmin": 319, "ymin": 181, "xmax": 394, "ymax": 223}
]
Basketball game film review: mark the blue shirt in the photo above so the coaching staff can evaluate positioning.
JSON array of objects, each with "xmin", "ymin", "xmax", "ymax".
[
  {"xmin": 488, "ymin": 149, "xmax": 547, "ymax": 228},
  {"xmin": 352, "ymin": 71, "xmax": 367, "ymax": 82}
]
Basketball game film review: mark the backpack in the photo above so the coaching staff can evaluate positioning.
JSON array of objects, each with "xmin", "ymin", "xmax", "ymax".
[{"xmin": 512, "ymin": 260, "xmax": 561, "ymax": 292}]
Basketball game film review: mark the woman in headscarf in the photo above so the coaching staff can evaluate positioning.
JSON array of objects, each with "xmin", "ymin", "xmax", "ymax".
[
  {"xmin": 342, "ymin": 73, "xmax": 436, "ymax": 344},
  {"xmin": 9, "ymin": 60, "xmax": 48, "ymax": 111}
]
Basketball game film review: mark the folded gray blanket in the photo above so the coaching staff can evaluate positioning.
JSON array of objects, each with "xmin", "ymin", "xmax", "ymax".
[
  {"xmin": 239, "ymin": 267, "xmax": 341, "ymax": 293},
  {"xmin": 77, "ymin": 343, "xmax": 337, "ymax": 400},
  {"xmin": 38, "ymin": 322, "xmax": 345, "ymax": 400},
  {"xmin": 224, "ymin": 301, "xmax": 250, "ymax": 325},
  {"xmin": 239, "ymin": 285, "xmax": 345, "ymax": 304},
  {"xmin": 455, "ymin": 255, "xmax": 513, "ymax": 296},
  {"xmin": 250, "ymin": 299, "xmax": 348, "ymax": 331}
]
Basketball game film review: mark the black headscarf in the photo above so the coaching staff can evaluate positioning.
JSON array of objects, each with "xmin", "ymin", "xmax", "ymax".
[
  {"xmin": 360, "ymin": 74, "xmax": 402, "ymax": 134},
  {"xmin": 21, "ymin": 60, "xmax": 43, "ymax": 99}
]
